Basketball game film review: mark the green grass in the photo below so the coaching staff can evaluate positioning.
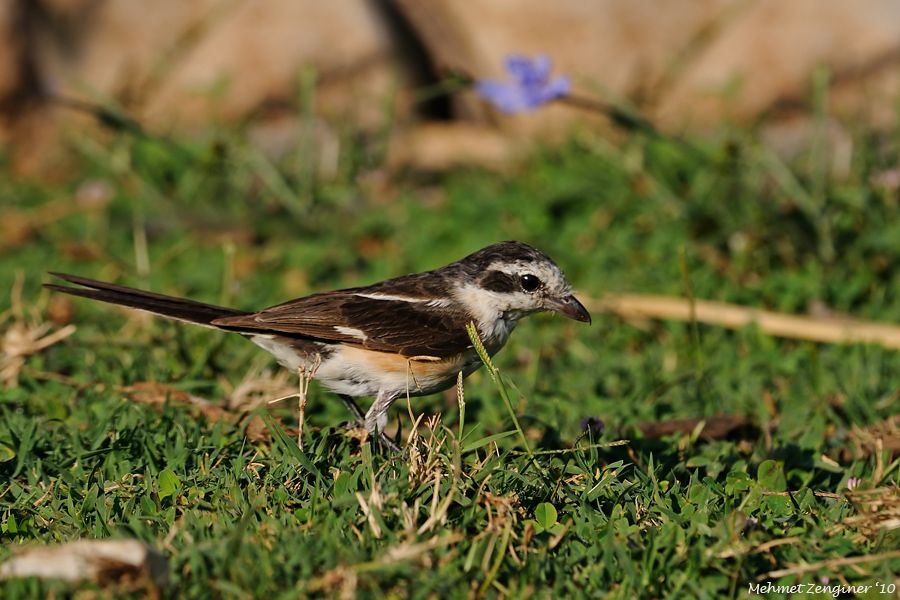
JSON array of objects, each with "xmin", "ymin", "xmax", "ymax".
[{"xmin": 1, "ymin": 119, "xmax": 899, "ymax": 598}]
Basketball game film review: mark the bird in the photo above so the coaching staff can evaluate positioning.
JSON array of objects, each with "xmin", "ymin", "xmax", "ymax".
[{"xmin": 46, "ymin": 241, "xmax": 591, "ymax": 448}]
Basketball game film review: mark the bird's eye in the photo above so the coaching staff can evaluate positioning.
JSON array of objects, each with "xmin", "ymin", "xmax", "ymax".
[{"xmin": 519, "ymin": 274, "xmax": 541, "ymax": 292}]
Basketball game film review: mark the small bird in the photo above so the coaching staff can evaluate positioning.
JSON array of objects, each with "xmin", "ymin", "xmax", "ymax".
[{"xmin": 46, "ymin": 241, "xmax": 590, "ymax": 446}]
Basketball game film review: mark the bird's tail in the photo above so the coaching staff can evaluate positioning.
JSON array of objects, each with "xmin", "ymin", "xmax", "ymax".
[{"xmin": 45, "ymin": 272, "xmax": 250, "ymax": 327}]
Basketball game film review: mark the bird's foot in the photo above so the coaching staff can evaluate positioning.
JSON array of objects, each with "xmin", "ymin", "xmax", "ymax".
[
  {"xmin": 339, "ymin": 419, "xmax": 401, "ymax": 453},
  {"xmin": 376, "ymin": 431, "xmax": 401, "ymax": 453}
]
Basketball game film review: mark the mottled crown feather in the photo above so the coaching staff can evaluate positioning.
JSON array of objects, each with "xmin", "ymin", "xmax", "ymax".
[{"xmin": 456, "ymin": 241, "xmax": 555, "ymax": 270}]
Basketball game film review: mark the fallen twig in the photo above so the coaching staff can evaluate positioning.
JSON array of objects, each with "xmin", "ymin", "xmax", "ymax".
[
  {"xmin": 761, "ymin": 549, "xmax": 900, "ymax": 579},
  {"xmin": 588, "ymin": 294, "xmax": 900, "ymax": 349}
]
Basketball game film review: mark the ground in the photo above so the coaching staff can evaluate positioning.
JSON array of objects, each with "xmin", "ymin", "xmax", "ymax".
[{"xmin": 0, "ymin": 120, "xmax": 898, "ymax": 598}]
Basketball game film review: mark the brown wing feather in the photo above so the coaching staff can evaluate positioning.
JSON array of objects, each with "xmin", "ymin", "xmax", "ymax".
[{"xmin": 212, "ymin": 293, "xmax": 473, "ymax": 357}]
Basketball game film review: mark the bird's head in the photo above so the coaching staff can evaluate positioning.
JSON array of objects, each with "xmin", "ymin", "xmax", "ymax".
[{"xmin": 455, "ymin": 241, "xmax": 591, "ymax": 324}]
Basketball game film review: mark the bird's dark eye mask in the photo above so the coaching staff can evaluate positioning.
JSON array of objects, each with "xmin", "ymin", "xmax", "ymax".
[{"xmin": 479, "ymin": 270, "xmax": 519, "ymax": 293}]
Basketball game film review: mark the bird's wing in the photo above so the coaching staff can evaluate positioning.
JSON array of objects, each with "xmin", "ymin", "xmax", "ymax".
[{"xmin": 212, "ymin": 292, "xmax": 474, "ymax": 357}]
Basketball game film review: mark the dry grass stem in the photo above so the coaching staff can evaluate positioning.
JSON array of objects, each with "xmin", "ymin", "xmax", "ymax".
[
  {"xmin": 1, "ymin": 274, "xmax": 77, "ymax": 387},
  {"xmin": 847, "ymin": 416, "xmax": 900, "ymax": 460},
  {"xmin": 716, "ymin": 536, "xmax": 802, "ymax": 559},
  {"xmin": 225, "ymin": 365, "xmax": 295, "ymax": 412},
  {"xmin": 355, "ymin": 479, "xmax": 384, "ymax": 540},
  {"xmin": 294, "ymin": 354, "xmax": 321, "ymax": 450},
  {"xmin": 830, "ymin": 486, "xmax": 900, "ymax": 541}
]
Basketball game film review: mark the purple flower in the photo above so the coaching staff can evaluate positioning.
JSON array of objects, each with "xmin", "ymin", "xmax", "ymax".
[
  {"xmin": 475, "ymin": 55, "xmax": 570, "ymax": 114},
  {"xmin": 580, "ymin": 417, "xmax": 605, "ymax": 435},
  {"xmin": 845, "ymin": 477, "xmax": 861, "ymax": 491}
]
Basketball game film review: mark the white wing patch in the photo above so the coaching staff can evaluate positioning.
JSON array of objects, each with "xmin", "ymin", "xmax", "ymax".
[
  {"xmin": 355, "ymin": 292, "xmax": 425, "ymax": 303},
  {"xmin": 335, "ymin": 325, "xmax": 368, "ymax": 340}
]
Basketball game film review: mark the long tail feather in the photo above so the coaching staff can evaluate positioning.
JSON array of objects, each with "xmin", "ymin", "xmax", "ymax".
[{"xmin": 45, "ymin": 272, "xmax": 250, "ymax": 327}]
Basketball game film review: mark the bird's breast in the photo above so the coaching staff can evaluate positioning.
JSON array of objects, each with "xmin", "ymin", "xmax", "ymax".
[{"xmin": 315, "ymin": 345, "xmax": 483, "ymax": 398}]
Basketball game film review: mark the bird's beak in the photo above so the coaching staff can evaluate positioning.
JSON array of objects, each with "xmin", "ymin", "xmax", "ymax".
[{"xmin": 548, "ymin": 294, "xmax": 592, "ymax": 324}]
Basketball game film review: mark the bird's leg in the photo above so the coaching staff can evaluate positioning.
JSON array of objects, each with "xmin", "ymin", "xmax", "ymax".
[
  {"xmin": 364, "ymin": 390, "xmax": 394, "ymax": 433},
  {"xmin": 338, "ymin": 394, "xmax": 366, "ymax": 425},
  {"xmin": 365, "ymin": 390, "xmax": 401, "ymax": 452},
  {"xmin": 379, "ymin": 431, "xmax": 401, "ymax": 453},
  {"xmin": 338, "ymin": 394, "xmax": 397, "ymax": 451}
]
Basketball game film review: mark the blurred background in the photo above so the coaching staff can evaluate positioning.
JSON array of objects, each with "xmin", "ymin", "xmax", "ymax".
[
  {"xmin": 1, "ymin": 0, "xmax": 900, "ymax": 419},
  {"xmin": 2, "ymin": 0, "xmax": 900, "ymax": 174}
]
